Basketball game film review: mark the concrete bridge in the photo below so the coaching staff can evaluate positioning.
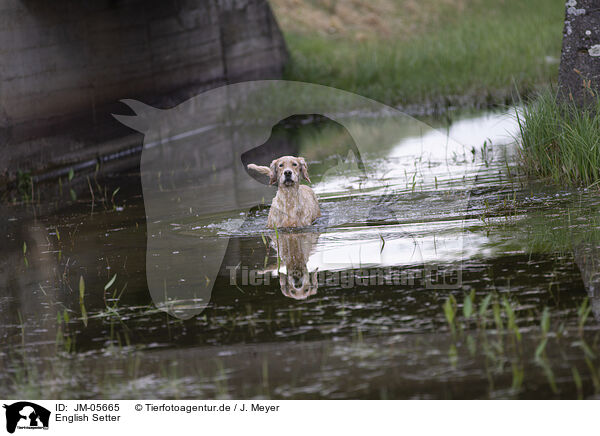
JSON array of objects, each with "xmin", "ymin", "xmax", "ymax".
[{"xmin": 0, "ymin": 0, "xmax": 287, "ymax": 189}]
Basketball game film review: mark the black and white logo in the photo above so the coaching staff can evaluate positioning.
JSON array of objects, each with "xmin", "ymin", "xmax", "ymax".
[{"xmin": 3, "ymin": 402, "xmax": 50, "ymax": 434}]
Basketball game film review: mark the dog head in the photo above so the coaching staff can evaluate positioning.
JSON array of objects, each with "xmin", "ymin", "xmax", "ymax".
[
  {"xmin": 279, "ymin": 269, "xmax": 318, "ymax": 300},
  {"xmin": 269, "ymin": 156, "xmax": 310, "ymax": 187},
  {"xmin": 246, "ymin": 156, "xmax": 311, "ymax": 187}
]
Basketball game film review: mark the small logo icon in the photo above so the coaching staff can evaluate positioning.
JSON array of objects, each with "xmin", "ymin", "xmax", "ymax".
[{"xmin": 3, "ymin": 402, "xmax": 50, "ymax": 434}]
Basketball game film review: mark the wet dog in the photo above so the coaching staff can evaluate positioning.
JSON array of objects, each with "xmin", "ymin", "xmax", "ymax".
[{"xmin": 248, "ymin": 156, "xmax": 321, "ymax": 228}]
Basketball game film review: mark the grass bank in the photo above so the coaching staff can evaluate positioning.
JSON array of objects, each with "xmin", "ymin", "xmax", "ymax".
[
  {"xmin": 517, "ymin": 91, "xmax": 600, "ymax": 187},
  {"xmin": 271, "ymin": 0, "xmax": 564, "ymax": 110}
]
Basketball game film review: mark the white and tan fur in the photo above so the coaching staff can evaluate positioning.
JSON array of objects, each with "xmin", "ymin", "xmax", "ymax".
[{"xmin": 248, "ymin": 156, "xmax": 321, "ymax": 229}]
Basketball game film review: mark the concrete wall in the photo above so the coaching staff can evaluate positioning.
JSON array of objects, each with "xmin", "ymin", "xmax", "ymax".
[
  {"xmin": 0, "ymin": 0, "xmax": 287, "ymax": 184},
  {"xmin": 558, "ymin": 0, "xmax": 600, "ymax": 105}
]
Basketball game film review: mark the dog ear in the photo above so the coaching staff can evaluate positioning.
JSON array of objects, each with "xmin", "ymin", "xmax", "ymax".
[
  {"xmin": 269, "ymin": 159, "xmax": 278, "ymax": 185},
  {"xmin": 279, "ymin": 273, "xmax": 291, "ymax": 298},
  {"xmin": 247, "ymin": 163, "xmax": 274, "ymax": 184},
  {"xmin": 298, "ymin": 157, "xmax": 311, "ymax": 183}
]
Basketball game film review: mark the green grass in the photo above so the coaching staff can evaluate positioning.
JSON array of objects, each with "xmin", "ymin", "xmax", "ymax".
[
  {"xmin": 517, "ymin": 90, "xmax": 600, "ymax": 186},
  {"xmin": 281, "ymin": 0, "xmax": 563, "ymax": 108}
]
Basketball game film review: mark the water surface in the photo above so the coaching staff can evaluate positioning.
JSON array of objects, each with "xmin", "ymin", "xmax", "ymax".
[{"xmin": 2, "ymin": 109, "xmax": 600, "ymax": 399}]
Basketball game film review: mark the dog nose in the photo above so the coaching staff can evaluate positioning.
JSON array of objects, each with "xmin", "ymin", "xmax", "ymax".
[
  {"xmin": 284, "ymin": 170, "xmax": 292, "ymax": 178},
  {"xmin": 292, "ymin": 273, "xmax": 303, "ymax": 288}
]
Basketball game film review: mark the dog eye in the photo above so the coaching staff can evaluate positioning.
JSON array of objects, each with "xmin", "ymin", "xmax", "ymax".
[
  {"xmin": 279, "ymin": 163, "xmax": 283, "ymax": 167},
  {"xmin": 292, "ymin": 163, "xmax": 297, "ymax": 166}
]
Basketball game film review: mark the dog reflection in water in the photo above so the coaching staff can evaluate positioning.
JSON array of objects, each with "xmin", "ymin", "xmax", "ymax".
[{"xmin": 269, "ymin": 232, "xmax": 319, "ymax": 300}]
